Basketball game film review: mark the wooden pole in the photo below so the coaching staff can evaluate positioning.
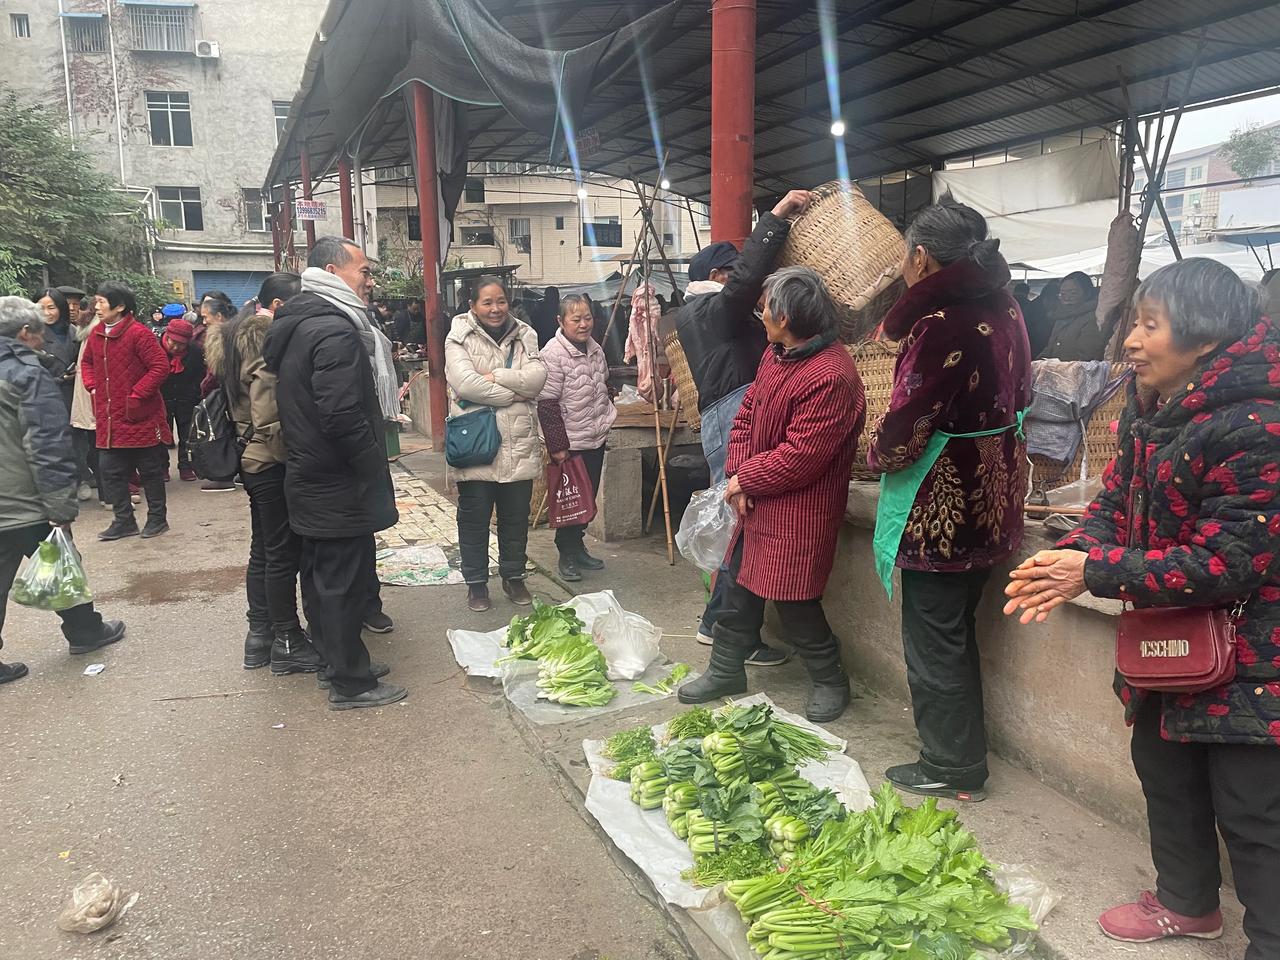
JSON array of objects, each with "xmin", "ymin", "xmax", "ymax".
[{"xmin": 645, "ymin": 393, "xmax": 682, "ymax": 533}]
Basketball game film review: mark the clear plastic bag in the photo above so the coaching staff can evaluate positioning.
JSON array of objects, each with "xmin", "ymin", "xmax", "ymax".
[
  {"xmin": 56, "ymin": 872, "xmax": 138, "ymax": 933},
  {"xmin": 568, "ymin": 590, "xmax": 662, "ymax": 680},
  {"xmin": 10, "ymin": 527, "xmax": 92, "ymax": 611},
  {"xmin": 988, "ymin": 863, "xmax": 1061, "ymax": 958},
  {"xmin": 675, "ymin": 480, "xmax": 736, "ymax": 574}
]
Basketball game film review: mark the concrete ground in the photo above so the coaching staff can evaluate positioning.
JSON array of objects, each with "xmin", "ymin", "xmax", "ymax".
[
  {"xmin": 1, "ymin": 443, "xmax": 1248, "ymax": 960},
  {"xmin": 0, "ymin": 470, "xmax": 686, "ymax": 960}
]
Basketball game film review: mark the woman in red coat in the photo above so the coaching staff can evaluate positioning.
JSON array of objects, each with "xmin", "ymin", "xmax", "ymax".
[
  {"xmin": 80, "ymin": 281, "xmax": 172, "ymax": 541},
  {"xmin": 678, "ymin": 266, "xmax": 865, "ymax": 721}
]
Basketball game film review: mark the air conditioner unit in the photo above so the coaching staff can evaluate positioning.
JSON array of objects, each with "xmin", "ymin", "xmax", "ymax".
[{"xmin": 195, "ymin": 40, "xmax": 220, "ymax": 59}]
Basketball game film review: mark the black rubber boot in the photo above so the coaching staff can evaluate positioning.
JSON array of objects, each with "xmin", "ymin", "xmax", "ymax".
[
  {"xmin": 558, "ymin": 553, "xmax": 582, "ymax": 582},
  {"xmin": 677, "ymin": 627, "xmax": 752, "ymax": 703},
  {"xmin": 794, "ymin": 632, "xmax": 851, "ymax": 723},
  {"xmin": 242, "ymin": 622, "xmax": 273, "ymax": 670},
  {"xmin": 140, "ymin": 477, "xmax": 167, "ymax": 538},
  {"xmin": 270, "ymin": 626, "xmax": 323, "ymax": 675},
  {"xmin": 575, "ymin": 547, "xmax": 605, "ymax": 571}
]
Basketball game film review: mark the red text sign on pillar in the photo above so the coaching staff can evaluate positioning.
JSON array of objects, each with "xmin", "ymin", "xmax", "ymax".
[{"xmin": 710, "ymin": 0, "xmax": 756, "ymax": 247}]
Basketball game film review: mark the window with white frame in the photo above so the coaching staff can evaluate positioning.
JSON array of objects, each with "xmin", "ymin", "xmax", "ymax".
[
  {"xmin": 127, "ymin": 4, "xmax": 195, "ymax": 53},
  {"xmin": 1189, "ymin": 165, "xmax": 1204, "ymax": 182},
  {"xmin": 273, "ymin": 101, "xmax": 290, "ymax": 144},
  {"xmin": 156, "ymin": 186, "xmax": 203, "ymax": 231},
  {"xmin": 67, "ymin": 16, "xmax": 107, "ymax": 53},
  {"xmin": 509, "ymin": 218, "xmax": 531, "ymax": 254},
  {"xmin": 146, "ymin": 91, "xmax": 192, "ymax": 147},
  {"xmin": 242, "ymin": 189, "xmax": 270, "ymax": 232},
  {"xmin": 11, "ymin": 13, "xmax": 31, "ymax": 38}
]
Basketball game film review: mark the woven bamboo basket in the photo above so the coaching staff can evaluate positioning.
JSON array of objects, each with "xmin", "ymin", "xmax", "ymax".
[
  {"xmin": 779, "ymin": 181, "xmax": 907, "ymax": 344},
  {"xmin": 663, "ymin": 330, "xmax": 701, "ymax": 430},
  {"xmin": 1030, "ymin": 364, "xmax": 1132, "ymax": 492},
  {"xmin": 847, "ymin": 339, "xmax": 901, "ymax": 481}
]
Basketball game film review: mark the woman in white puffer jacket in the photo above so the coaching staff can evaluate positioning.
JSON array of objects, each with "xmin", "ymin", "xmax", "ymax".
[
  {"xmin": 445, "ymin": 277, "xmax": 547, "ymax": 613},
  {"xmin": 537, "ymin": 295, "xmax": 617, "ymax": 582}
]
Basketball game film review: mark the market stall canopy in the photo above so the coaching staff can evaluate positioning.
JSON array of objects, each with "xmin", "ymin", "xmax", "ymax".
[
  {"xmin": 934, "ymin": 142, "xmax": 1121, "ymax": 261},
  {"xmin": 1016, "ymin": 240, "xmax": 1272, "ymax": 282},
  {"xmin": 267, "ymin": 0, "xmax": 1280, "ymax": 205}
]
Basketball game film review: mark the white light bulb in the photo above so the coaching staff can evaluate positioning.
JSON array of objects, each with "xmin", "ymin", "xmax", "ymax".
[
  {"xmin": 660, "ymin": 178, "xmax": 671, "ymax": 191},
  {"xmin": 830, "ymin": 120, "xmax": 846, "ymax": 138},
  {"xmin": 576, "ymin": 187, "xmax": 588, "ymax": 200}
]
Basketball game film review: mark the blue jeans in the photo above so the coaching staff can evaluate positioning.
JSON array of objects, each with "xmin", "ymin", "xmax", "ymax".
[{"xmin": 697, "ymin": 384, "xmax": 760, "ymax": 644}]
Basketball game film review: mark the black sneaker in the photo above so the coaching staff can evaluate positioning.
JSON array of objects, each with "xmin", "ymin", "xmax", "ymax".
[
  {"xmin": 362, "ymin": 611, "xmax": 394, "ymax": 634},
  {"xmin": 317, "ymin": 660, "xmax": 391, "ymax": 689},
  {"xmin": 885, "ymin": 762, "xmax": 987, "ymax": 802},
  {"xmin": 140, "ymin": 518, "xmax": 169, "ymax": 539},
  {"xmin": 98, "ymin": 520, "xmax": 139, "ymax": 541},
  {"xmin": 201, "ymin": 479, "xmax": 236, "ymax": 493},
  {"xmin": 558, "ymin": 554, "xmax": 582, "ymax": 582},
  {"xmin": 745, "ymin": 644, "xmax": 790, "ymax": 667},
  {"xmin": 68, "ymin": 620, "xmax": 126, "ymax": 656},
  {"xmin": 270, "ymin": 630, "xmax": 323, "ymax": 675},
  {"xmin": 328, "ymin": 680, "xmax": 407, "ymax": 710},
  {"xmin": 576, "ymin": 548, "xmax": 605, "ymax": 571},
  {"xmin": 0, "ymin": 661, "xmax": 29, "ymax": 684}
]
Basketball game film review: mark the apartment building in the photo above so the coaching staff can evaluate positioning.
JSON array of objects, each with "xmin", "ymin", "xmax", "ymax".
[
  {"xmin": 1132, "ymin": 119, "xmax": 1280, "ymax": 244},
  {"xmin": 374, "ymin": 163, "xmax": 712, "ymax": 287},
  {"xmin": 3, "ymin": 0, "xmax": 323, "ymax": 303}
]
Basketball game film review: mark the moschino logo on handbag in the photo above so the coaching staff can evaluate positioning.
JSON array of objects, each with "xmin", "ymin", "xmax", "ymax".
[{"xmin": 1139, "ymin": 639, "xmax": 1191, "ymax": 658}]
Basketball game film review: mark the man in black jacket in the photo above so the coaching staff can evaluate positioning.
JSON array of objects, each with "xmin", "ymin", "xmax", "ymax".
[
  {"xmin": 0, "ymin": 298, "xmax": 125, "ymax": 683},
  {"xmin": 674, "ymin": 189, "xmax": 810, "ymax": 665},
  {"xmin": 262, "ymin": 237, "xmax": 407, "ymax": 710}
]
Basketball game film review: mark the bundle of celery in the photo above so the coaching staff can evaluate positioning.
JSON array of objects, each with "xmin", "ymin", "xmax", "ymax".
[{"xmin": 725, "ymin": 783, "xmax": 1037, "ymax": 959}]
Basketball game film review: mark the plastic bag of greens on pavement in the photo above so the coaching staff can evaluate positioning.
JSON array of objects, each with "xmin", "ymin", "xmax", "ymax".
[
  {"xmin": 10, "ymin": 527, "xmax": 92, "ymax": 611},
  {"xmin": 675, "ymin": 480, "xmax": 736, "ymax": 574}
]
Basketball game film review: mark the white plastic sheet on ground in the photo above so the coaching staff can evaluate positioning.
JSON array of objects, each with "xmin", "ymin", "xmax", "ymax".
[
  {"xmin": 446, "ymin": 591, "xmax": 694, "ymax": 721},
  {"xmin": 376, "ymin": 545, "xmax": 465, "ymax": 586},
  {"xmin": 582, "ymin": 694, "xmax": 871, "ymax": 958}
]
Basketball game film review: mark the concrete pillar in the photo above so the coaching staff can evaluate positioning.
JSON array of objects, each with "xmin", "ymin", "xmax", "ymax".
[
  {"xmin": 412, "ymin": 81, "xmax": 448, "ymax": 452},
  {"xmin": 589, "ymin": 448, "xmax": 644, "ymax": 542},
  {"xmin": 710, "ymin": 0, "xmax": 756, "ymax": 245}
]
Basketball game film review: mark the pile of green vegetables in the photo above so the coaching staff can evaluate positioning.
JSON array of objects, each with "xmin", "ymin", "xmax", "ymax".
[
  {"xmin": 601, "ymin": 705, "xmax": 1037, "ymax": 958},
  {"xmin": 10, "ymin": 536, "xmax": 91, "ymax": 611},
  {"xmin": 499, "ymin": 601, "xmax": 616, "ymax": 707}
]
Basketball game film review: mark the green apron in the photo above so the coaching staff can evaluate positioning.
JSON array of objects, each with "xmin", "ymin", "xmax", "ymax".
[{"xmin": 872, "ymin": 410, "xmax": 1025, "ymax": 598}]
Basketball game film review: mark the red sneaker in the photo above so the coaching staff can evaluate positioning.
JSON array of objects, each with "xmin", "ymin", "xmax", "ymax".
[
  {"xmin": 1099, "ymin": 891, "xmax": 1222, "ymax": 943},
  {"xmin": 179, "ymin": 467, "xmax": 197, "ymax": 482},
  {"xmin": 128, "ymin": 482, "xmax": 141, "ymax": 495}
]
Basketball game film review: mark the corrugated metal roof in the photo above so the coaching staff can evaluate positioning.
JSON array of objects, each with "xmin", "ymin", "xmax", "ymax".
[{"xmin": 267, "ymin": 0, "xmax": 1280, "ymax": 204}]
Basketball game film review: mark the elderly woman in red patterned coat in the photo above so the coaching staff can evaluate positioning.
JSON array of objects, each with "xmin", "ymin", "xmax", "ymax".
[
  {"xmin": 1004, "ymin": 259, "xmax": 1280, "ymax": 957},
  {"xmin": 678, "ymin": 266, "xmax": 865, "ymax": 721},
  {"xmin": 869, "ymin": 200, "xmax": 1031, "ymax": 802}
]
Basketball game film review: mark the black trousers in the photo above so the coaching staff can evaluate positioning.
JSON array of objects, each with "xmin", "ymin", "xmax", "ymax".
[
  {"xmin": 1132, "ymin": 698, "xmax": 1280, "ymax": 957},
  {"xmin": 298, "ymin": 534, "xmax": 377, "ymax": 697},
  {"xmin": 713, "ymin": 538, "xmax": 839, "ymax": 669},
  {"xmin": 0, "ymin": 522, "xmax": 103, "ymax": 651},
  {"xmin": 72, "ymin": 427, "xmax": 97, "ymax": 487},
  {"xmin": 165, "ymin": 400, "xmax": 195, "ymax": 468},
  {"xmin": 554, "ymin": 446, "xmax": 605, "ymax": 555},
  {"xmin": 900, "ymin": 567, "xmax": 992, "ymax": 785},
  {"xmin": 456, "ymin": 479, "xmax": 533, "ymax": 584},
  {"xmin": 98, "ymin": 445, "xmax": 167, "ymax": 525},
  {"xmin": 242, "ymin": 466, "xmax": 301, "ymax": 632}
]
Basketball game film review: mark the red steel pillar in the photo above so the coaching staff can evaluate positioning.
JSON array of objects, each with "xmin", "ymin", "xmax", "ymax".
[
  {"xmin": 338, "ymin": 157, "xmax": 355, "ymax": 239},
  {"xmin": 710, "ymin": 0, "xmax": 756, "ymax": 245},
  {"xmin": 412, "ymin": 80, "xmax": 447, "ymax": 450},
  {"xmin": 270, "ymin": 198, "xmax": 282, "ymax": 270},
  {"xmin": 299, "ymin": 144, "xmax": 317, "ymax": 251}
]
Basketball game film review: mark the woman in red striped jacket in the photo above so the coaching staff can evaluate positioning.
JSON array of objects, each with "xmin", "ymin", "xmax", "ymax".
[{"xmin": 678, "ymin": 266, "xmax": 865, "ymax": 721}]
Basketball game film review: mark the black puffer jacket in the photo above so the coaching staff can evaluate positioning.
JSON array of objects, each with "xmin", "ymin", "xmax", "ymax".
[
  {"xmin": 674, "ymin": 212, "xmax": 790, "ymax": 412},
  {"xmin": 262, "ymin": 293, "xmax": 397, "ymax": 539}
]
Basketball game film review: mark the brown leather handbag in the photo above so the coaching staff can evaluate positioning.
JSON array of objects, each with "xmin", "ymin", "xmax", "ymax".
[{"xmin": 1115, "ymin": 603, "xmax": 1241, "ymax": 693}]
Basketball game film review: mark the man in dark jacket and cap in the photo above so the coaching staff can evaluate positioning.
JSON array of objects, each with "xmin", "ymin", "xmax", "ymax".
[
  {"xmin": 674, "ymin": 189, "xmax": 810, "ymax": 666},
  {"xmin": 262, "ymin": 236, "xmax": 407, "ymax": 711},
  {"xmin": 0, "ymin": 298, "xmax": 125, "ymax": 684}
]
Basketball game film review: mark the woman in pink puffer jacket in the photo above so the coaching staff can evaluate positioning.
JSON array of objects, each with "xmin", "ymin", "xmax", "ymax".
[{"xmin": 537, "ymin": 295, "xmax": 617, "ymax": 581}]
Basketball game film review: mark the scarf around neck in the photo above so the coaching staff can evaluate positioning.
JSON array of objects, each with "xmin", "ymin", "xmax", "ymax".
[{"xmin": 301, "ymin": 267, "xmax": 400, "ymax": 419}]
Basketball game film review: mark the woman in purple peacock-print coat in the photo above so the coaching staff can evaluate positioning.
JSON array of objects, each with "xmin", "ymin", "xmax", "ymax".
[{"xmin": 1004, "ymin": 258, "xmax": 1280, "ymax": 957}]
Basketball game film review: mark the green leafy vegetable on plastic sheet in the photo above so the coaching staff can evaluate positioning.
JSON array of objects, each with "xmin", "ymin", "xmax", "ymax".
[
  {"xmin": 632, "ymin": 662, "xmax": 690, "ymax": 696},
  {"xmin": 603, "ymin": 725, "xmax": 657, "ymax": 781}
]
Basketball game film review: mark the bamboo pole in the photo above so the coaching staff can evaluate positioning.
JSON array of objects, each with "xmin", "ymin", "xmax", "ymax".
[{"xmin": 645, "ymin": 393, "xmax": 682, "ymax": 533}]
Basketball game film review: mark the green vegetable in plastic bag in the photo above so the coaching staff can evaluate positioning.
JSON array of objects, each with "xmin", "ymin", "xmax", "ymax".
[{"xmin": 10, "ymin": 528, "xmax": 92, "ymax": 611}]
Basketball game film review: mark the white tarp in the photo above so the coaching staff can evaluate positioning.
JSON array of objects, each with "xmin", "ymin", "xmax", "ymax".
[
  {"xmin": 1018, "ymin": 240, "xmax": 1270, "ymax": 283},
  {"xmin": 934, "ymin": 143, "xmax": 1120, "ymax": 261}
]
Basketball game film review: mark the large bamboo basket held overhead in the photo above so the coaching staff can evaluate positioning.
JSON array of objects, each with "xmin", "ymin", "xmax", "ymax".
[{"xmin": 779, "ymin": 181, "xmax": 907, "ymax": 344}]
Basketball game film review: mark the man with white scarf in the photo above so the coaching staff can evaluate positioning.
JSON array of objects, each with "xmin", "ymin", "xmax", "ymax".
[{"xmin": 262, "ymin": 236, "xmax": 406, "ymax": 710}]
